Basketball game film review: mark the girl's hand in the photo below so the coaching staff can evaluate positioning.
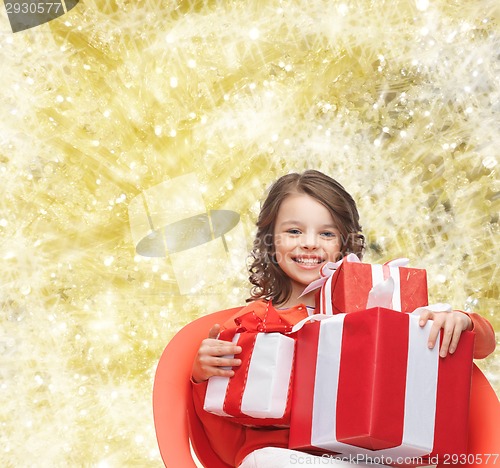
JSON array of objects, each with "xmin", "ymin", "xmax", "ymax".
[
  {"xmin": 418, "ymin": 310, "xmax": 472, "ymax": 358},
  {"xmin": 192, "ymin": 324, "xmax": 242, "ymax": 383}
]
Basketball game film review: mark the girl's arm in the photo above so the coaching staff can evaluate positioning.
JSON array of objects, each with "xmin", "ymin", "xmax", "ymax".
[
  {"xmin": 418, "ymin": 309, "xmax": 496, "ymax": 359},
  {"xmin": 460, "ymin": 311, "xmax": 496, "ymax": 359}
]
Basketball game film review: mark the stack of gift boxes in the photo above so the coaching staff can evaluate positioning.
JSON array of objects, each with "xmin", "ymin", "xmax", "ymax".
[{"xmin": 203, "ymin": 255, "xmax": 475, "ymax": 465}]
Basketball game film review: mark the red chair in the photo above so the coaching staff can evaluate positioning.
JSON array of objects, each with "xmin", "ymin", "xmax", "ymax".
[{"xmin": 153, "ymin": 307, "xmax": 242, "ymax": 467}]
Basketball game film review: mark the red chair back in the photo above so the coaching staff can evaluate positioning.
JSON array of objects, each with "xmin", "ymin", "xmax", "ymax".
[{"xmin": 153, "ymin": 308, "xmax": 241, "ymax": 467}]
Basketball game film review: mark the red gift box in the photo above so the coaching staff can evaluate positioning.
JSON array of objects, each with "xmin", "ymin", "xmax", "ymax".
[
  {"xmin": 203, "ymin": 305, "xmax": 295, "ymax": 426},
  {"xmin": 289, "ymin": 307, "xmax": 474, "ymax": 464},
  {"xmin": 304, "ymin": 255, "xmax": 428, "ymax": 314}
]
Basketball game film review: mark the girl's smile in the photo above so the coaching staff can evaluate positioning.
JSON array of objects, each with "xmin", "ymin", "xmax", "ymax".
[{"xmin": 292, "ymin": 255, "xmax": 325, "ymax": 267}]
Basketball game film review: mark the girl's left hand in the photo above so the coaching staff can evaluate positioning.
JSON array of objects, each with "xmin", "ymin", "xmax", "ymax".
[{"xmin": 418, "ymin": 310, "xmax": 473, "ymax": 358}]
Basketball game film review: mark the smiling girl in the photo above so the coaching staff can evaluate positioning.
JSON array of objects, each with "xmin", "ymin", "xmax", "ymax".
[{"xmin": 190, "ymin": 170, "xmax": 495, "ymax": 468}]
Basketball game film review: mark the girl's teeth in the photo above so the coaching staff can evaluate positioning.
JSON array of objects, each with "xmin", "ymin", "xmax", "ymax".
[{"xmin": 296, "ymin": 258, "xmax": 320, "ymax": 264}]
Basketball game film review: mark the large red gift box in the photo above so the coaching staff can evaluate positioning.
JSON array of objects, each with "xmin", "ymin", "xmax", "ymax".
[
  {"xmin": 203, "ymin": 306, "xmax": 295, "ymax": 426},
  {"xmin": 289, "ymin": 307, "xmax": 475, "ymax": 464},
  {"xmin": 305, "ymin": 254, "xmax": 428, "ymax": 314}
]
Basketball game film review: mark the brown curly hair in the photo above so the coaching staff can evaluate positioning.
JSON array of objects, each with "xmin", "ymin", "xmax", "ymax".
[{"xmin": 247, "ymin": 170, "xmax": 365, "ymax": 306}]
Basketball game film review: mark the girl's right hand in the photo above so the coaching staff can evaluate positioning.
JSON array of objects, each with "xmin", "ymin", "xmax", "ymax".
[{"xmin": 192, "ymin": 324, "xmax": 242, "ymax": 383}]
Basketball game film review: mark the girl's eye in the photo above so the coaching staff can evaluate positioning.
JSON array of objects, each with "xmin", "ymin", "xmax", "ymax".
[
  {"xmin": 287, "ymin": 229, "xmax": 302, "ymax": 235},
  {"xmin": 321, "ymin": 231, "xmax": 337, "ymax": 238}
]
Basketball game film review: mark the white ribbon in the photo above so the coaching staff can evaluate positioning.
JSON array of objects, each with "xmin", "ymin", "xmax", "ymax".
[
  {"xmin": 366, "ymin": 277, "xmax": 395, "ymax": 309},
  {"xmin": 241, "ymin": 333, "xmax": 295, "ymax": 418},
  {"xmin": 290, "ymin": 313, "xmax": 337, "ymax": 334},
  {"xmin": 370, "ymin": 266, "xmax": 397, "ymax": 310}
]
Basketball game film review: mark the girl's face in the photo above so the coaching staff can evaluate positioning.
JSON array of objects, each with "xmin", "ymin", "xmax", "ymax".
[{"xmin": 273, "ymin": 193, "xmax": 341, "ymax": 301}]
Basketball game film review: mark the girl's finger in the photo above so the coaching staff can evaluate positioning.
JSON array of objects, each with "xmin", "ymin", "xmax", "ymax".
[
  {"xmin": 448, "ymin": 325, "xmax": 463, "ymax": 354},
  {"xmin": 439, "ymin": 320, "xmax": 455, "ymax": 357},
  {"xmin": 211, "ymin": 357, "xmax": 242, "ymax": 368},
  {"xmin": 419, "ymin": 310, "xmax": 432, "ymax": 327},
  {"xmin": 208, "ymin": 324, "xmax": 221, "ymax": 339},
  {"xmin": 211, "ymin": 367, "xmax": 235, "ymax": 378},
  {"xmin": 209, "ymin": 342, "xmax": 242, "ymax": 356},
  {"xmin": 200, "ymin": 338, "xmax": 241, "ymax": 356},
  {"xmin": 427, "ymin": 319, "xmax": 441, "ymax": 349}
]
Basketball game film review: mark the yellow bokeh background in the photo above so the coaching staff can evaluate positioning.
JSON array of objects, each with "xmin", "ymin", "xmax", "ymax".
[{"xmin": 0, "ymin": 0, "xmax": 498, "ymax": 465}]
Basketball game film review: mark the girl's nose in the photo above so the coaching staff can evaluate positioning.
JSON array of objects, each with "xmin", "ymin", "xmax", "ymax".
[{"xmin": 302, "ymin": 232, "xmax": 318, "ymax": 249}]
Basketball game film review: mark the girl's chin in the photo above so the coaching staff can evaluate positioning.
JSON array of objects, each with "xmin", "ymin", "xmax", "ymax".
[{"xmin": 292, "ymin": 272, "xmax": 322, "ymax": 289}]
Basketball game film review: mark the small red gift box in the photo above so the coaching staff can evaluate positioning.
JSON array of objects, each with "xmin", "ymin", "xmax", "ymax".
[
  {"xmin": 303, "ymin": 254, "xmax": 428, "ymax": 314},
  {"xmin": 203, "ymin": 305, "xmax": 295, "ymax": 426},
  {"xmin": 289, "ymin": 307, "xmax": 474, "ymax": 464}
]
